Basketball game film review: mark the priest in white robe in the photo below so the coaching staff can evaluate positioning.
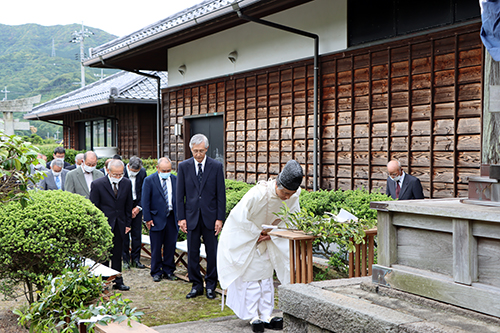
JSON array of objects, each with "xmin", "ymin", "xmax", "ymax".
[{"xmin": 217, "ymin": 160, "xmax": 304, "ymax": 332}]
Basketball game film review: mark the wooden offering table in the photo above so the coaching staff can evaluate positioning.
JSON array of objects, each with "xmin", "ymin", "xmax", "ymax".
[{"xmin": 270, "ymin": 229, "xmax": 317, "ymax": 284}]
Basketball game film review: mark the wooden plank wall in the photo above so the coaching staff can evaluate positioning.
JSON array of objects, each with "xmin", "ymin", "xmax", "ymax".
[
  {"xmin": 163, "ymin": 23, "xmax": 482, "ymax": 198},
  {"xmin": 62, "ymin": 104, "xmax": 153, "ymax": 159}
]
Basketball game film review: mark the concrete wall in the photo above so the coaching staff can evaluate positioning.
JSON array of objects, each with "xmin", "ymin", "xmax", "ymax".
[{"xmin": 167, "ymin": 0, "xmax": 347, "ymax": 87}]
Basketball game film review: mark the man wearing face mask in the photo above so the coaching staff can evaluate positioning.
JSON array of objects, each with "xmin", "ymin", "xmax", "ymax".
[
  {"xmin": 142, "ymin": 157, "xmax": 178, "ymax": 282},
  {"xmin": 65, "ymin": 151, "xmax": 104, "ymax": 199},
  {"xmin": 123, "ymin": 156, "xmax": 148, "ymax": 270},
  {"xmin": 90, "ymin": 159, "xmax": 133, "ymax": 291},
  {"xmin": 386, "ymin": 160, "xmax": 424, "ymax": 200},
  {"xmin": 46, "ymin": 146, "xmax": 71, "ymax": 169},
  {"xmin": 38, "ymin": 159, "xmax": 69, "ymax": 191}
]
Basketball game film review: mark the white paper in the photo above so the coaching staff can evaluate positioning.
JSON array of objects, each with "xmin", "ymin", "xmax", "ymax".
[{"xmin": 335, "ymin": 208, "xmax": 358, "ymax": 223}]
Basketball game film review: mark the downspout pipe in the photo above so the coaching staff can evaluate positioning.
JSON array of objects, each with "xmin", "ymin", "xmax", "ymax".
[
  {"xmin": 35, "ymin": 115, "xmax": 71, "ymax": 149},
  {"xmin": 98, "ymin": 58, "xmax": 162, "ymax": 160},
  {"xmin": 233, "ymin": 6, "xmax": 320, "ymax": 191}
]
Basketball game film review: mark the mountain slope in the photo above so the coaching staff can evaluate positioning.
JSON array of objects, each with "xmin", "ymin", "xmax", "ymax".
[
  {"xmin": 0, "ymin": 23, "xmax": 120, "ymax": 138},
  {"xmin": 0, "ymin": 23, "xmax": 118, "ymax": 102}
]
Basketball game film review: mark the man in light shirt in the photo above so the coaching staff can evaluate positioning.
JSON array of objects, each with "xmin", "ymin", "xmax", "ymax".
[
  {"xmin": 64, "ymin": 151, "xmax": 104, "ymax": 199},
  {"xmin": 142, "ymin": 157, "xmax": 178, "ymax": 282},
  {"xmin": 38, "ymin": 159, "xmax": 68, "ymax": 190}
]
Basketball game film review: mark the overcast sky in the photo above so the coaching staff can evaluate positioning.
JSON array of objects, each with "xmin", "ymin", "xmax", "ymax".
[{"xmin": 0, "ymin": 0, "xmax": 205, "ymax": 37}]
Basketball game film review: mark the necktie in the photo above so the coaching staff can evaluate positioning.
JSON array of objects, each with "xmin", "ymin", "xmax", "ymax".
[
  {"xmin": 113, "ymin": 183, "xmax": 118, "ymax": 197},
  {"xmin": 162, "ymin": 179, "xmax": 170, "ymax": 211},
  {"xmin": 198, "ymin": 163, "xmax": 203, "ymax": 183},
  {"xmin": 396, "ymin": 181, "xmax": 401, "ymax": 199},
  {"xmin": 55, "ymin": 176, "xmax": 61, "ymax": 190}
]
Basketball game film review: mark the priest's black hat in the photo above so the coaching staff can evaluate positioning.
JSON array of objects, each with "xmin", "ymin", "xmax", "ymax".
[{"xmin": 278, "ymin": 160, "xmax": 304, "ymax": 191}]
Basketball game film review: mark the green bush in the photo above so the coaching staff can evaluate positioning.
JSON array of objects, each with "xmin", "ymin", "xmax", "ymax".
[
  {"xmin": 15, "ymin": 266, "xmax": 143, "ymax": 333},
  {"xmin": 0, "ymin": 132, "xmax": 45, "ymax": 207},
  {"xmin": 225, "ymin": 179, "xmax": 254, "ymax": 219},
  {"xmin": 0, "ymin": 190, "xmax": 113, "ymax": 302},
  {"xmin": 292, "ymin": 187, "xmax": 392, "ymax": 274}
]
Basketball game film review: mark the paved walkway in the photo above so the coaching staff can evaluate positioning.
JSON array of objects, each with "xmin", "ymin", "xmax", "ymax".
[{"xmin": 153, "ymin": 310, "xmax": 282, "ymax": 333}]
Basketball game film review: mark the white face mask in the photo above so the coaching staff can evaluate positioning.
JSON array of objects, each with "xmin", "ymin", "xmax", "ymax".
[
  {"xmin": 127, "ymin": 166, "xmax": 139, "ymax": 177},
  {"xmin": 109, "ymin": 175, "xmax": 123, "ymax": 184},
  {"xmin": 83, "ymin": 164, "xmax": 95, "ymax": 173},
  {"xmin": 52, "ymin": 171, "xmax": 62, "ymax": 177},
  {"xmin": 391, "ymin": 175, "xmax": 401, "ymax": 182}
]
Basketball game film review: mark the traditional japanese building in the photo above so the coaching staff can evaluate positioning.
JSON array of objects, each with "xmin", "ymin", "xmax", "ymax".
[
  {"xmin": 83, "ymin": 0, "xmax": 482, "ymax": 197},
  {"xmin": 25, "ymin": 70, "xmax": 167, "ymax": 159}
]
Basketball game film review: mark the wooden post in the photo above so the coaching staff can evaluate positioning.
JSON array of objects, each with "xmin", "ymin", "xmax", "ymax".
[
  {"xmin": 483, "ymin": 52, "xmax": 500, "ymax": 164},
  {"xmin": 452, "ymin": 218, "xmax": 478, "ymax": 285},
  {"xmin": 270, "ymin": 230, "xmax": 317, "ymax": 284},
  {"xmin": 289, "ymin": 239, "xmax": 295, "ymax": 284}
]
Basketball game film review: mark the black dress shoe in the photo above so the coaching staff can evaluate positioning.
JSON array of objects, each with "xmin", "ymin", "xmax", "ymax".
[
  {"xmin": 152, "ymin": 275, "xmax": 162, "ymax": 282},
  {"xmin": 133, "ymin": 260, "xmax": 146, "ymax": 269},
  {"xmin": 206, "ymin": 289, "xmax": 216, "ymax": 299},
  {"xmin": 186, "ymin": 288, "xmax": 203, "ymax": 299},
  {"xmin": 264, "ymin": 317, "xmax": 284, "ymax": 330},
  {"xmin": 250, "ymin": 319, "xmax": 265, "ymax": 333},
  {"xmin": 162, "ymin": 273, "xmax": 177, "ymax": 281},
  {"xmin": 113, "ymin": 284, "xmax": 130, "ymax": 291}
]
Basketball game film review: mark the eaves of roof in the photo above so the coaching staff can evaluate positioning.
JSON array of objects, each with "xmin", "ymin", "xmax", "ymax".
[
  {"xmin": 83, "ymin": 0, "xmax": 311, "ymax": 70},
  {"xmin": 25, "ymin": 70, "xmax": 167, "ymax": 120}
]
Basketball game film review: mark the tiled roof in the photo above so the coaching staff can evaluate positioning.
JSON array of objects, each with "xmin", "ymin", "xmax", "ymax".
[
  {"xmin": 25, "ymin": 71, "xmax": 167, "ymax": 119},
  {"xmin": 85, "ymin": 0, "xmax": 261, "ymax": 62}
]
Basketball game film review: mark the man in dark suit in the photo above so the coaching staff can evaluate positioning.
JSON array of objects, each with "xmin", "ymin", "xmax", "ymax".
[
  {"xmin": 90, "ymin": 159, "xmax": 133, "ymax": 291},
  {"xmin": 38, "ymin": 159, "xmax": 68, "ymax": 190},
  {"xmin": 46, "ymin": 146, "xmax": 71, "ymax": 169},
  {"xmin": 65, "ymin": 153, "xmax": 84, "ymax": 171},
  {"xmin": 122, "ymin": 156, "xmax": 147, "ymax": 269},
  {"xmin": 386, "ymin": 160, "xmax": 424, "ymax": 200},
  {"xmin": 142, "ymin": 157, "xmax": 178, "ymax": 282},
  {"xmin": 177, "ymin": 133, "xmax": 226, "ymax": 300}
]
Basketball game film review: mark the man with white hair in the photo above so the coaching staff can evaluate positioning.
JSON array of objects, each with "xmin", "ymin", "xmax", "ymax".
[
  {"xmin": 90, "ymin": 159, "xmax": 133, "ymax": 291},
  {"xmin": 177, "ymin": 133, "xmax": 226, "ymax": 300},
  {"xmin": 38, "ymin": 159, "xmax": 68, "ymax": 190},
  {"xmin": 217, "ymin": 159, "xmax": 303, "ymax": 332},
  {"xmin": 66, "ymin": 153, "xmax": 84, "ymax": 171}
]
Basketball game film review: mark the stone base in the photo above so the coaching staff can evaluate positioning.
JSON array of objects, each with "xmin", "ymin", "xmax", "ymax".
[{"xmin": 279, "ymin": 277, "xmax": 500, "ymax": 333}]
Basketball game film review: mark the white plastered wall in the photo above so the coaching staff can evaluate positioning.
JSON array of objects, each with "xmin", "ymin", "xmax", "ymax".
[{"xmin": 168, "ymin": 0, "xmax": 347, "ymax": 87}]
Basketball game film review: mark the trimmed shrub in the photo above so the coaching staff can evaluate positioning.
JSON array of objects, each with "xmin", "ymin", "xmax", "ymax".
[
  {"xmin": 225, "ymin": 179, "xmax": 254, "ymax": 219},
  {"xmin": 0, "ymin": 190, "xmax": 113, "ymax": 302}
]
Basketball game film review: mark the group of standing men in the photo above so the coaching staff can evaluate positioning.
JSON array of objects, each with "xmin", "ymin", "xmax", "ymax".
[{"xmin": 36, "ymin": 136, "xmax": 426, "ymax": 332}]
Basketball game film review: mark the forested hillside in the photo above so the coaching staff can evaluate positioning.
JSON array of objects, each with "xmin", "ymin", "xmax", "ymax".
[{"xmin": 0, "ymin": 23, "xmax": 119, "ymax": 138}]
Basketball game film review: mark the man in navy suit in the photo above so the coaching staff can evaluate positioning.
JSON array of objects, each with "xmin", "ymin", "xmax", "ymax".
[
  {"xmin": 142, "ymin": 157, "xmax": 178, "ymax": 282},
  {"xmin": 386, "ymin": 160, "xmax": 424, "ymax": 200},
  {"xmin": 90, "ymin": 159, "xmax": 133, "ymax": 291},
  {"xmin": 177, "ymin": 134, "xmax": 226, "ymax": 300},
  {"xmin": 123, "ymin": 156, "xmax": 148, "ymax": 269}
]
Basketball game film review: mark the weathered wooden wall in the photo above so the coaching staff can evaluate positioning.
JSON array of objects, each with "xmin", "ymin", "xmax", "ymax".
[
  {"xmin": 163, "ymin": 23, "xmax": 482, "ymax": 198},
  {"xmin": 63, "ymin": 104, "xmax": 157, "ymax": 159}
]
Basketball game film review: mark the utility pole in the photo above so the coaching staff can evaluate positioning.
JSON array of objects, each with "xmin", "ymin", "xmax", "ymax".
[
  {"xmin": 1, "ymin": 86, "xmax": 9, "ymax": 101},
  {"xmin": 51, "ymin": 38, "xmax": 56, "ymax": 57},
  {"xmin": 70, "ymin": 23, "xmax": 93, "ymax": 88}
]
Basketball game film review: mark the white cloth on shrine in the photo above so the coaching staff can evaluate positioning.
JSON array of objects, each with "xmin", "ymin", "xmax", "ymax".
[{"xmin": 217, "ymin": 179, "xmax": 301, "ymax": 290}]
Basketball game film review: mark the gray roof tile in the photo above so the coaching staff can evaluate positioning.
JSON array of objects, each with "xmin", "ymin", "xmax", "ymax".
[{"xmin": 25, "ymin": 71, "xmax": 167, "ymax": 118}]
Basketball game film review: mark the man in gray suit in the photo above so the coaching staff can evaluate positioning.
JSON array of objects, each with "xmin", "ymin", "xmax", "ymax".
[
  {"xmin": 38, "ymin": 159, "xmax": 69, "ymax": 191},
  {"xmin": 65, "ymin": 151, "xmax": 104, "ymax": 199}
]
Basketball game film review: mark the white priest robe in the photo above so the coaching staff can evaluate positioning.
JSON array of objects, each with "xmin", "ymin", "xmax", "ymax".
[{"xmin": 217, "ymin": 179, "xmax": 301, "ymax": 320}]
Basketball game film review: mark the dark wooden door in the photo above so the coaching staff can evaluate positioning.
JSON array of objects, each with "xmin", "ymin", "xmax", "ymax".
[{"xmin": 189, "ymin": 115, "xmax": 224, "ymax": 164}]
